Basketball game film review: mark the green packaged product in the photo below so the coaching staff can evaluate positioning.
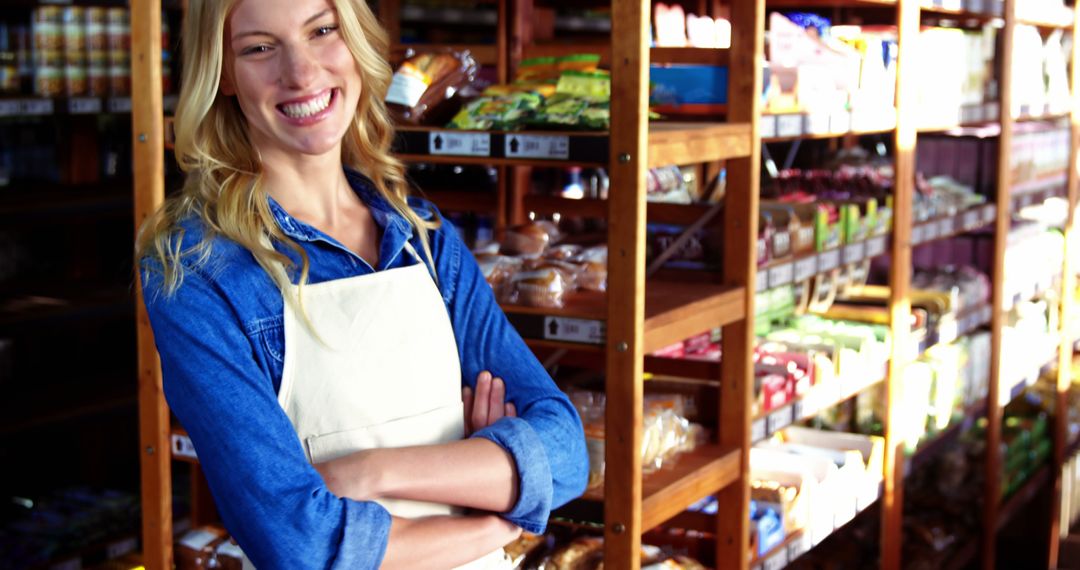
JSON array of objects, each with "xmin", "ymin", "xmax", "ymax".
[{"xmin": 446, "ymin": 91, "xmax": 544, "ymax": 131}]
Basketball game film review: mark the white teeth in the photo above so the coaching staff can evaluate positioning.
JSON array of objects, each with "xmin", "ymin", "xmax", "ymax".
[{"xmin": 281, "ymin": 91, "xmax": 332, "ymax": 119}]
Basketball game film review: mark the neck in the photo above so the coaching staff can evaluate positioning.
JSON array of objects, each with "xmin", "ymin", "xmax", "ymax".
[{"xmin": 258, "ymin": 147, "xmax": 358, "ymax": 229}]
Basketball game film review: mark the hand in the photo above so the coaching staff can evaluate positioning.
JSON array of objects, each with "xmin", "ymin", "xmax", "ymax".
[{"xmin": 462, "ymin": 371, "xmax": 516, "ymax": 436}]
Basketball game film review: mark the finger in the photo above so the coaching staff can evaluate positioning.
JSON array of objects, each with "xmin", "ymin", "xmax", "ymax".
[
  {"xmin": 472, "ymin": 372, "xmax": 492, "ymax": 431},
  {"xmin": 505, "ymin": 402, "xmax": 517, "ymax": 418},
  {"xmin": 462, "ymin": 386, "xmax": 474, "ymax": 435},
  {"xmin": 488, "ymin": 377, "xmax": 506, "ymax": 425}
]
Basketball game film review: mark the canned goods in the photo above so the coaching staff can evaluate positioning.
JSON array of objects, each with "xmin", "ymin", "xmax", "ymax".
[
  {"xmin": 108, "ymin": 49, "xmax": 129, "ymax": 67},
  {"xmin": 64, "ymin": 64, "xmax": 87, "ymax": 96},
  {"xmin": 106, "ymin": 8, "xmax": 129, "ymax": 51},
  {"xmin": 35, "ymin": 65, "xmax": 62, "ymax": 97},
  {"xmin": 33, "ymin": 21, "xmax": 62, "ymax": 52},
  {"xmin": 34, "ymin": 49, "xmax": 63, "ymax": 68},
  {"xmin": 0, "ymin": 52, "xmax": 18, "ymax": 94},
  {"xmin": 88, "ymin": 65, "xmax": 107, "ymax": 96},
  {"xmin": 85, "ymin": 8, "xmax": 107, "ymax": 51},
  {"xmin": 88, "ymin": 50, "xmax": 107, "ymax": 68},
  {"xmin": 108, "ymin": 65, "xmax": 129, "ymax": 96},
  {"xmin": 62, "ymin": 7, "xmax": 86, "ymax": 61},
  {"xmin": 33, "ymin": 6, "xmax": 62, "ymax": 25}
]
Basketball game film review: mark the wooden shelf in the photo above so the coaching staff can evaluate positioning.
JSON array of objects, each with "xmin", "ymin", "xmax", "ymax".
[
  {"xmin": 751, "ymin": 374, "xmax": 886, "ymax": 445},
  {"xmin": 905, "ymin": 399, "xmax": 987, "ymax": 476},
  {"xmin": 579, "ymin": 444, "xmax": 740, "ymax": 532},
  {"xmin": 758, "ymin": 234, "xmax": 889, "ymax": 293},
  {"xmin": 1016, "ymin": 15, "xmax": 1075, "ymax": 30},
  {"xmin": 0, "ymin": 180, "xmax": 133, "ymax": 220},
  {"xmin": 761, "ymin": 111, "xmax": 896, "ymax": 141},
  {"xmin": 767, "ymin": 0, "xmax": 896, "ymax": 7},
  {"xmin": 997, "ymin": 464, "xmax": 1052, "ymax": 533},
  {"xmin": 392, "ymin": 123, "xmax": 753, "ymax": 168},
  {"xmin": 523, "ymin": 195, "xmax": 717, "ymax": 226},
  {"xmin": 920, "ymin": 6, "xmax": 1001, "ymax": 21},
  {"xmin": 523, "ymin": 43, "xmax": 730, "ymax": 66},
  {"xmin": 911, "ymin": 203, "xmax": 997, "ymax": 247},
  {"xmin": 0, "ymin": 96, "xmax": 173, "ymax": 117},
  {"xmin": 502, "ymin": 281, "xmax": 745, "ymax": 354},
  {"xmin": 1011, "ymin": 172, "xmax": 1068, "ymax": 213},
  {"xmin": 423, "ymin": 189, "xmax": 498, "ymax": 213}
]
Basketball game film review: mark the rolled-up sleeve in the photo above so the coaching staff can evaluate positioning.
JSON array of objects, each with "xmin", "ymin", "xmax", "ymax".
[
  {"xmin": 430, "ymin": 216, "xmax": 589, "ymax": 533},
  {"xmin": 141, "ymin": 263, "xmax": 391, "ymax": 570}
]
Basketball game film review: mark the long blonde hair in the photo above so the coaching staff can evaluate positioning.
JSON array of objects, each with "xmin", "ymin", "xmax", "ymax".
[{"xmin": 136, "ymin": 0, "xmax": 438, "ymax": 297}]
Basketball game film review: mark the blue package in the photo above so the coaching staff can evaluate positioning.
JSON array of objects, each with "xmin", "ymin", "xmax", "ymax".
[{"xmin": 649, "ymin": 64, "xmax": 729, "ymax": 106}]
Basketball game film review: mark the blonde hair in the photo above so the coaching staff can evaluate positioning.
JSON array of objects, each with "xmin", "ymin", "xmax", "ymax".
[{"xmin": 136, "ymin": 0, "xmax": 439, "ymax": 298}]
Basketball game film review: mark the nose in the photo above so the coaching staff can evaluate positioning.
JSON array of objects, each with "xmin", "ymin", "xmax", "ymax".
[{"xmin": 279, "ymin": 44, "xmax": 318, "ymax": 89}]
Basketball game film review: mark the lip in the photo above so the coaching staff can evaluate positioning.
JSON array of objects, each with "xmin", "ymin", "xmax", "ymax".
[{"xmin": 276, "ymin": 88, "xmax": 338, "ymax": 126}]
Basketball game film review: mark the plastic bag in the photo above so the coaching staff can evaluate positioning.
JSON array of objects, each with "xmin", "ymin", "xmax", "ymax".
[{"xmin": 385, "ymin": 49, "xmax": 478, "ymax": 125}]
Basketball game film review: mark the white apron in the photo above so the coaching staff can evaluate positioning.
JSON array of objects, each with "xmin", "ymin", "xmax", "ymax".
[{"xmin": 277, "ymin": 242, "xmax": 510, "ymax": 569}]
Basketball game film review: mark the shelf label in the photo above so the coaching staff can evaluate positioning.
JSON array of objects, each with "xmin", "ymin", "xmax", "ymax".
[
  {"xmin": 794, "ymin": 256, "xmax": 817, "ymax": 282},
  {"xmin": 106, "ymin": 537, "xmax": 137, "ymax": 559},
  {"xmin": 923, "ymin": 220, "xmax": 940, "ymax": 241},
  {"xmin": 983, "ymin": 204, "xmax": 997, "ymax": 224},
  {"xmin": 866, "ymin": 235, "xmax": 887, "ymax": 257},
  {"xmin": 791, "ymin": 400, "xmax": 804, "ymax": 422},
  {"xmin": 68, "ymin": 97, "xmax": 102, "ymax": 114},
  {"xmin": 788, "ymin": 532, "xmax": 811, "ymax": 560},
  {"xmin": 542, "ymin": 316, "xmax": 604, "ymax": 344},
  {"xmin": 843, "ymin": 241, "xmax": 865, "ymax": 264},
  {"xmin": 805, "ymin": 113, "xmax": 830, "ymax": 135},
  {"xmin": 171, "ymin": 433, "xmax": 198, "ymax": 460},
  {"xmin": 768, "ymin": 263, "xmax": 794, "ymax": 287},
  {"xmin": 429, "ymin": 131, "xmax": 491, "ymax": 157},
  {"xmin": 760, "ymin": 115, "xmax": 777, "ymax": 139},
  {"xmin": 107, "ymin": 97, "xmax": 132, "ymax": 113},
  {"xmin": 764, "ymin": 548, "xmax": 789, "ymax": 570},
  {"xmin": 767, "ymin": 405, "xmax": 794, "ymax": 434},
  {"xmin": 777, "ymin": 114, "xmax": 803, "ymax": 137},
  {"xmin": 505, "ymin": 134, "xmax": 569, "ymax": 160},
  {"xmin": 818, "ymin": 249, "xmax": 840, "ymax": 272},
  {"xmin": 21, "ymin": 99, "xmax": 53, "ymax": 115},
  {"xmin": 752, "ymin": 418, "xmax": 767, "ymax": 443},
  {"xmin": 938, "ymin": 216, "xmax": 955, "ymax": 236},
  {"xmin": 0, "ymin": 100, "xmax": 19, "ymax": 116},
  {"xmin": 962, "ymin": 209, "xmax": 980, "ymax": 230},
  {"xmin": 912, "ymin": 224, "xmax": 927, "ymax": 245},
  {"xmin": 756, "ymin": 270, "xmax": 769, "ymax": 292}
]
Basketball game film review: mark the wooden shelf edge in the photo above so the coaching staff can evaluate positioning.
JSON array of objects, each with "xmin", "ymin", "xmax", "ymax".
[
  {"xmin": 643, "ymin": 285, "xmax": 745, "ymax": 354},
  {"xmin": 907, "ymin": 399, "xmax": 987, "ymax": 475},
  {"xmin": 640, "ymin": 445, "xmax": 741, "ymax": 532}
]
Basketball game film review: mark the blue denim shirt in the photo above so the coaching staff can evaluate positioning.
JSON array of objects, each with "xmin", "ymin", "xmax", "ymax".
[{"xmin": 141, "ymin": 171, "xmax": 588, "ymax": 570}]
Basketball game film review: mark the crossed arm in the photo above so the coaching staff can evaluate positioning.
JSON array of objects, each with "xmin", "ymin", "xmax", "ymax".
[{"xmin": 315, "ymin": 371, "xmax": 524, "ymax": 569}]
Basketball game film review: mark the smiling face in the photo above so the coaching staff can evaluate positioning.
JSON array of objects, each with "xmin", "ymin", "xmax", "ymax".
[{"xmin": 223, "ymin": 0, "xmax": 362, "ymax": 163}]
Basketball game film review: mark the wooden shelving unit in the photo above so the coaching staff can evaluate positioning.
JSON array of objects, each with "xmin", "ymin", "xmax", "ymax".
[{"xmin": 132, "ymin": 0, "xmax": 1080, "ymax": 569}]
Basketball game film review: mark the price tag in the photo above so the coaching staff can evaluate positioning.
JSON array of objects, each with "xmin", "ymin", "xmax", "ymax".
[
  {"xmin": 106, "ymin": 537, "xmax": 137, "ymax": 559},
  {"xmin": 912, "ymin": 224, "xmax": 927, "ymax": 245},
  {"xmin": 760, "ymin": 115, "xmax": 777, "ymax": 139},
  {"xmin": 68, "ymin": 97, "xmax": 102, "ymax": 114},
  {"xmin": 752, "ymin": 418, "xmax": 767, "ymax": 443},
  {"xmin": 983, "ymin": 204, "xmax": 997, "ymax": 224},
  {"xmin": 542, "ymin": 317, "xmax": 604, "ymax": 344},
  {"xmin": 962, "ymin": 209, "xmax": 980, "ymax": 230},
  {"xmin": 756, "ymin": 270, "xmax": 769, "ymax": 292},
  {"xmin": 777, "ymin": 114, "xmax": 803, "ymax": 137},
  {"xmin": 767, "ymin": 405, "xmax": 794, "ymax": 434},
  {"xmin": 923, "ymin": 220, "xmax": 940, "ymax": 241},
  {"xmin": 794, "ymin": 256, "xmax": 817, "ymax": 282},
  {"xmin": 107, "ymin": 97, "xmax": 132, "ymax": 113},
  {"xmin": 819, "ymin": 249, "xmax": 840, "ymax": 272},
  {"xmin": 769, "ymin": 263, "xmax": 794, "ymax": 287},
  {"xmin": 505, "ymin": 134, "xmax": 569, "ymax": 160},
  {"xmin": 939, "ymin": 216, "xmax": 955, "ymax": 236},
  {"xmin": 429, "ymin": 131, "xmax": 491, "ymax": 156},
  {"xmin": 787, "ymin": 532, "xmax": 810, "ymax": 560},
  {"xmin": 791, "ymin": 400, "xmax": 804, "ymax": 422},
  {"xmin": 171, "ymin": 433, "xmax": 197, "ymax": 460},
  {"xmin": 805, "ymin": 113, "xmax": 830, "ymax": 135},
  {"xmin": 843, "ymin": 241, "xmax": 865, "ymax": 264},
  {"xmin": 764, "ymin": 548, "xmax": 789, "ymax": 570},
  {"xmin": 20, "ymin": 99, "xmax": 53, "ymax": 115},
  {"xmin": 0, "ymin": 100, "xmax": 19, "ymax": 116},
  {"xmin": 866, "ymin": 235, "xmax": 887, "ymax": 257}
]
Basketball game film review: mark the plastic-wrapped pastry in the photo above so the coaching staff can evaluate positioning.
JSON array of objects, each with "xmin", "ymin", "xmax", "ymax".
[
  {"xmin": 539, "ymin": 536, "xmax": 604, "ymax": 570},
  {"xmin": 574, "ymin": 246, "xmax": 608, "ymax": 292},
  {"xmin": 385, "ymin": 49, "xmax": 478, "ymax": 125},
  {"xmin": 475, "ymin": 253, "xmax": 522, "ymax": 302},
  {"xmin": 501, "ymin": 221, "xmax": 558, "ymax": 257},
  {"xmin": 505, "ymin": 532, "xmax": 552, "ymax": 569},
  {"xmin": 511, "ymin": 268, "xmax": 568, "ymax": 308}
]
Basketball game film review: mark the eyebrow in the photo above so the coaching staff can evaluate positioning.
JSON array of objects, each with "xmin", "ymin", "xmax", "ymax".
[{"xmin": 231, "ymin": 9, "xmax": 334, "ymax": 41}]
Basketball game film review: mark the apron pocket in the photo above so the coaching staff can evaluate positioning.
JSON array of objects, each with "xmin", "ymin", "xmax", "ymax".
[{"xmin": 306, "ymin": 401, "xmax": 465, "ymax": 464}]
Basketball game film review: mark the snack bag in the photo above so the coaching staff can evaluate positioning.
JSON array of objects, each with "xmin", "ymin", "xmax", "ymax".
[{"xmin": 386, "ymin": 49, "xmax": 478, "ymax": 124}]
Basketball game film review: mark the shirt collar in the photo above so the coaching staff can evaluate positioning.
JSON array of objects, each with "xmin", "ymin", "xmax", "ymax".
[{"xmin": 266, "ymin": 169, "xmax": 417, "ymax": 269}]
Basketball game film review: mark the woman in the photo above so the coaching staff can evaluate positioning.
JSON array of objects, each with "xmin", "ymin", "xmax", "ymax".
[{"xmin": 136, "ymin": 0, "xmax": 588, "ymax": 567}]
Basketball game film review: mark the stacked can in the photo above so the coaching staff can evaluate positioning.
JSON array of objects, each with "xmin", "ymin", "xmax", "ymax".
[
  {"xmin": 85, "ymin": 7, "xmax": 108, "ymax": 96},
  {"xmin": 106, "ymin": 8, "xmax": 130, "ymax": 97},
  {"xmin": 62, "ymin": 7, "xmax": 86, "ymax": 96},
  {"xmin": 32, "ymin": 6, "xmax": 62, "ymax": 97}
]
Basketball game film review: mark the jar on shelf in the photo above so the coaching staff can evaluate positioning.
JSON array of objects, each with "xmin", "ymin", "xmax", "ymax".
[
  {"xmin": 35, "ymin": 65, "xmax": 61, "ymax": 97},
  {"xmin": 108, "ymin": 65, "xmax": 129, "ymax": 96},
  {"xmin": 64, "ymin": 63, "xmax": 87, "ymax": 96},
  {"xmin": 85, "ymin": 7, "xmax": 107, "ymax": 51},
  {"xmin": 87, "ymin": 65, "xmax": 107, "ymax": 96},
  {"xmin": 106, "ymin": 8, "xmax": 129, "ymax": 52},
  {"xmin": 61, "ymin": 7, "xmax": 86, "ymax": 66}
]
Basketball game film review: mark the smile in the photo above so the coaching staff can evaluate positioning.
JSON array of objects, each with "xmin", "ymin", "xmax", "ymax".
[{"xmin": 278, "ymin": 89, "xmax": 336, "ymax": 119}]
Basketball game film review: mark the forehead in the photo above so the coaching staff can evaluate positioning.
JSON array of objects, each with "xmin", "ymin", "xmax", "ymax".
[{"xmin": 228, "ymin": 0, "xmax": 337, "ymax": 32}]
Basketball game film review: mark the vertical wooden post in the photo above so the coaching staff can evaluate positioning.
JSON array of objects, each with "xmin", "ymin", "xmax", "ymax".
[
  {"xmin": 379, "ymin": 0, "xmax": 400, "ymax": 54},
  {"xmin": 605, "ymin": 0, "xmax": 649, "ymax": 567},
  {"xmin": 1048, "ymin": 3, "xmax": 1080, "ymax": 565},
  {"xmin": 715, "ymin": 1, "xmax": 762, "ymax": 569},
  {"xmin": 984, "ymin": 1, "xmax": 1017, "ymax": 567},
  {"xmin": 881, "ymin": 1, "xmax": 919, "ymax": 569},
  {"xmin": 132, "ymin": 0, "xmax": 170, "ymax": 568}
]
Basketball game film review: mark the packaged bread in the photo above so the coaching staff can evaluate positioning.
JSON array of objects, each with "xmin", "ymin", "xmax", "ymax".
[
  {"xmin": 574, "ymin": 246, "xmax": 607, "ymax": 292},
  {"xmin": 510, "ymin": 267, "xmax": 568, "ymax": 308},
  {"xmin": 505, "ymin": 532, "xmax": 552, "ymax": 569},
  {"xmin": 176, "ymin": 526, "xmax": 228, "ymax": 570},
  {"xmin": 501, "ymin": 221, "xmax": 561, "ymax": 257},
  {"xmin": 539, "ymin": 536, "xmax": 604, "ymax": 570},
  {"xmin": 476, "ymin": 253, "xmax": 522, "ymax": 302},
  {"xmin": 386, "ymin": 49, "xmax": 478, "ymax": 125}
]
